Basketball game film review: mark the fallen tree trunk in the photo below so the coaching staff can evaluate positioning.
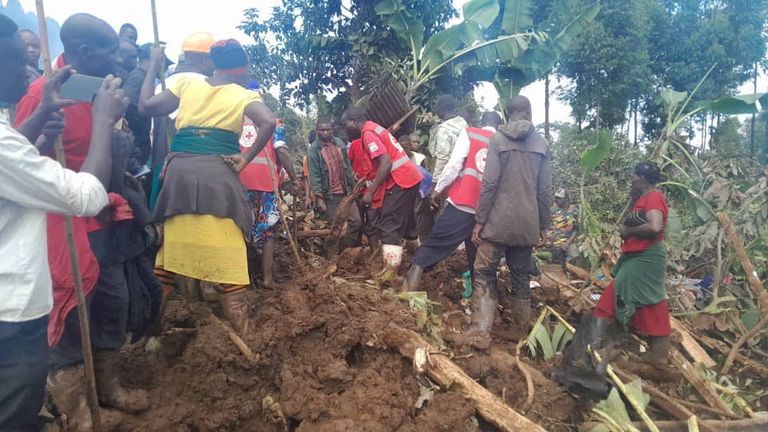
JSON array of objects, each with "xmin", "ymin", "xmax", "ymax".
[
  {"xmin": 669, "ymin": 350, "xmax": 735, "ymax": 417},
  {"xmin": 295, "ymin": 229, "xmax": 332, "ymax": 239},
  {"xmin": 715, "ymin": 212, "xmax": 768, "ymax": 311},
  {"xmin": 580, "ymin": 417, "xmax": 768, "ymax": 432},
  {"xmin": 613, "ymin": 369, "xmax": 716, "ymax": 432},
  {"xmin": 383, "ymin": 326, "xmax": 546, "ymax": 432}
]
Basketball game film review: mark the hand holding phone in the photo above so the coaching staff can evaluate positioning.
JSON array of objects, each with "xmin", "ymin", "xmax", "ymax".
[{"xmin": 60, "ymin": 74, "xmax": 106, "ymax": 103}]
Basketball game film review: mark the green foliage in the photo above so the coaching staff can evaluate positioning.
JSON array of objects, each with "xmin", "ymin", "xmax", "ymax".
[
  {"xmin": 239, "ymin": 0, "xmax": 458, "ymax": 109},
  {"xmin": 556, "ymin": 0, "xmax": 768, "ymax": 136},
  {"xmin": 590, "ymin": 381, "xmax": 650, "ymax": 432},
  {"xmin": 558, "ymin": 0, "xmax": 655, "ymax": 129},
  {"xmin": 526, "ymin": 307, "xmax": 574, "ymax": 360}
]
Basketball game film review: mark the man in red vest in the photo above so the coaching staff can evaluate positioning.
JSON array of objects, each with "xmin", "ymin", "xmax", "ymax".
[
  {"xmin": 239, "ymin": 117, "xmax": 298, "ymax": 289},
  {"xmin": 342, "ymin": 107, "xmax": 423, "ymax": 273},
  {"xmin": 402, "ymin": 112, "xmax": 503, "ymax": 291}
]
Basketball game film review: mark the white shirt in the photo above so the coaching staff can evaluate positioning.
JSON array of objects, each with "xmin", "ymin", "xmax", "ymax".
[
  {"xmin": 0, "ymin": 122, "xmax": 108, "ymax": 322},
  {"xmin": 439, "ymin": 127, "xmax": 496, "ymax": 215}
]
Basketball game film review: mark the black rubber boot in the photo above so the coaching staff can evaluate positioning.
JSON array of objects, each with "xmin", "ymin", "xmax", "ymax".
[{"xmin": 401, "ymin": 265, "xmax": 424, "ymax": 292}]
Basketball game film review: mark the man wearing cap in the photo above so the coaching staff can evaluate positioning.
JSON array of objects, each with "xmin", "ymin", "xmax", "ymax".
[
  {"xmin": 545, "ymin": 188, "xmax": 579, "ymax": 267},
  {"xmin": 122, "ymin": 43, "xmax": 173, "ymax": 167}
]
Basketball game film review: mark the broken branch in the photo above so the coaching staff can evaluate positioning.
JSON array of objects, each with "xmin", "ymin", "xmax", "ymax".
[{"xmin": 383, "ymin": 326, "xmax": 546, "ymax": 432}]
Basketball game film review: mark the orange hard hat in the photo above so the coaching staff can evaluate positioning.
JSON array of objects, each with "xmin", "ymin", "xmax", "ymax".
[{"xmin": 181, "ymin": 32, "xmax": 214, "ymax": 54}]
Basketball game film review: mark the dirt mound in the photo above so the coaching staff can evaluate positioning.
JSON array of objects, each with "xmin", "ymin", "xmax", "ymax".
[{"xmin": 103, "ymin": 249, "xmax": 585, "ymax": 431}]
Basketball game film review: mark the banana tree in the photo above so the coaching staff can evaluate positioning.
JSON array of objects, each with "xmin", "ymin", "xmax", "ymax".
[
  {"xmin": 374, "ymin": 0, "xmax": 547, "ymax": 100},
  {"xmin": 375, "ymin": 0, "xmax": 600, "ymax": 103}
]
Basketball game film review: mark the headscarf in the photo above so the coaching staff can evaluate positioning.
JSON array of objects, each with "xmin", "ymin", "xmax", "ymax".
[
  {"xmin": 634, "ymin": 161, "xmax": 661, "ymax": 185},
  {"xmin": 210, "ymin": 39, "xmax": 248, "ymax": 74}
]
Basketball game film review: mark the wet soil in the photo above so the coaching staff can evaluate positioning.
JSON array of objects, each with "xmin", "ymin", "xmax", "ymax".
[{"xmin": 107, "ymin": 248, "xmax": 586, "ymax": 431}]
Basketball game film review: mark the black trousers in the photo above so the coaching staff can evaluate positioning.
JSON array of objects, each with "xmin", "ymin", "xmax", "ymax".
[
  {"xmin": 49, "ymin": 263, "xmax": 129, "ymax": 370},
  {"xmin": 380, "ymin": 184, "xmax": 420, "ymax": 245},
  {"xmin": 412, "ymin": 204, "xmax": 477, "ymax": 274},
  {"xmin": 0, "ymin": 316, "xmax": 48, "ymax": 432}
]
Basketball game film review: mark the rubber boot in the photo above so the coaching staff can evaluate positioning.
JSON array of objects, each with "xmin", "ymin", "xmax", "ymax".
[
  {"xmin": 367, "ymin": 236, "xmax": 382, "ymax": 257},
  {"xmin": 553, "ymin": 315, "xmax": 622, "ymax": 400},
  {"xmin": 401, "ymin": 265, "xmax": 424, "ymax": 292},
  {"xmin": 462, "ymin": 289, "xmax": 497, "ymax": 350},
  {"xmin": 507, "ymin": 298, "xmax": 531, "ymax": 341},
  {"xmin": 379, "ymin": 244, "xmax": 403, "ymax": 283},
  {"xmin": 48, "ymin": 365, "xmax": 124, "ymax": 431},
  {"xmin": 94, "ymin": 351, "xmax": 150, "ymax": 414},
  {"xmin": 220, "ymin": 288, "xmax": 254, "ymax": 335},
  {"xmin": 261, "ymin": 238, "xmax": 276, "ymax": 289},
  {"xmin": 638, "ymin": 335, "xmax": 671, "ymax": 367}
]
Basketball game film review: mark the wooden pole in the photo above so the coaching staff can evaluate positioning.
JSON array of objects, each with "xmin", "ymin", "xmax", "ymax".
[
  {"xmin": 266, "ymin": 154, "xmax": 304, "ymax": 270},
  {"xmin": 150, "ymin": 0, "xmax": 166, "ymax": 91},
  {"xmin": 384, "ymin": 326, "xmax": 546, "ymax": 432},
  {"xmin": 34, "ymin": 2, "xmax": 102, "ymax": 430},
  {"xmin": 715, "ymin": 212, "xmax": 768, "ymax": 311}
]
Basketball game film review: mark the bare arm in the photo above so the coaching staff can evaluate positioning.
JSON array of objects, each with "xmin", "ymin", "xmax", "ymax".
[
  {"xmin": 276, "ymin": 147, "xmax": 297, "ymax": 183},
  {"xmin": 15, "ymin": 67, "xmax": 77, "ymax": 145},
  {"xmin": 242, "ymin": 101, "xmax": 276, "ymax": 163},
  {"xmin": 138, "ymin": 47, "xmax": 179, "ymax": 116}
]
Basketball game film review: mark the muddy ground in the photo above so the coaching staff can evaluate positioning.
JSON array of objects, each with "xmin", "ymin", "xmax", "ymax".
[{"xmin": 107, "ymin": 247, "xmax": 588, "ymax": 432}]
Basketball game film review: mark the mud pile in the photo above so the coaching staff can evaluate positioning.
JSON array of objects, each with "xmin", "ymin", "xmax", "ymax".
[{"xmin": 111, "ymin": 250, "xmax": 580, "ymax": 431}]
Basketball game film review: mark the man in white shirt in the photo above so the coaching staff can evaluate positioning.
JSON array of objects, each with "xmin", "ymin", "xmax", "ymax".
[
  {"xmin": 0, "ymin": 14, "xmax": 128, "ymax": 431},
  {"xmin": 403, "ymin": 112, "xmax": 502, "ymax": 291}
]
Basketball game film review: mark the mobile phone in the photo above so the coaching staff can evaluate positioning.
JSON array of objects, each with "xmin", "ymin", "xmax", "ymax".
[{"xmin": 60, "ymin": 74, "xmax": 104, "ymax": 102}]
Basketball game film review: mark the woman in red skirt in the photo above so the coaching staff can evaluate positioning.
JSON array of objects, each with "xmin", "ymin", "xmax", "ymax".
[{"xmin": 594, "ymin": 161, "xmax": 671, "ymax": 365}]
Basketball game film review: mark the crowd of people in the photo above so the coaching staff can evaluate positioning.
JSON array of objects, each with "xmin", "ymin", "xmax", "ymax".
[{"xmin": 0, "ymin": 10, "xmax": 672, "ymax": 432}]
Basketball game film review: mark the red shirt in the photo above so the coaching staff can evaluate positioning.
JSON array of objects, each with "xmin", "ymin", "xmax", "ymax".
[
  {"xmin": 13, "ymin": 74, "xmax": 101, "ymax": 345},
  {"xmin": 14, "ymin": 77, "xmax": 94, "ymax": 171},
  {"xmin": 622, "ymin": 190, "xmax": 668, "ymax": 253}
]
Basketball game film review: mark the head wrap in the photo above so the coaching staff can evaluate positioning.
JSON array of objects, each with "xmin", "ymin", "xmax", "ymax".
[
  {"xmin": 210, "ymin": 39, "xmax": 248, "ymax": 74},
  {"xmin": 554, "ymin": 188, "xmax": 566, "ymax": 199},
  {"xmin": 634, "ymin": 161, "xmax": 661, "ymax": 185}
]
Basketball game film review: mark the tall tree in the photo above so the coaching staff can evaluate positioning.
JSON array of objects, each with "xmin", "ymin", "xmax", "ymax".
[
  {"xmin": 557, "ymin": 0, "xmax": 654, "ymax": 130},
  {"xmin": 239, "ymin": 0, "xmax": 457, "ymax": 109}
]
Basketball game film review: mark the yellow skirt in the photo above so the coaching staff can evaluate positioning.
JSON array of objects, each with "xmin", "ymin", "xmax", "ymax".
[{"xmin": 155, "ymin": 214, "xmax": 250, "ymax": 285}]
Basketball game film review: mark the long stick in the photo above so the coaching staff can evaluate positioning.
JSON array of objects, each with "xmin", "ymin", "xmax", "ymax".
[
  {"xmin": 266, "ymin": 155, "xmax": 304, "ymax": 270},
  {"xmin": 35, "ymin": 2, "xmax": 102, "ymax": 431},
  {"xmin": 150, "ymin": 0, "xmax": 166, "ymax": 91}
]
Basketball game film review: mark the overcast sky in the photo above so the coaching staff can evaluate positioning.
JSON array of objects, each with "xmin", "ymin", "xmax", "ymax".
[{"xmin": 10, "ymin": 0, "xmax": 765, "ymax": 131}]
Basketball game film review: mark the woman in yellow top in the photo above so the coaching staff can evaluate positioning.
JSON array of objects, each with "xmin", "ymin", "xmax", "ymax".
[{"xmin": 139, "ymin": 40, "xmax": 276, "ymax": 333}]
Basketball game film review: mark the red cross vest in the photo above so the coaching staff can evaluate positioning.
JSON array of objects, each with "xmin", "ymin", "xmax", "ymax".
[
  {"xmin": 360, "ymin": 121, "xmax": 423, "ymax": 190},
  {"xmin": 447, "ymin": 127, "xmax": 493, "ymax": 209},
  {"xmin": 239, "ymin": 117, "xmax": 281, "ymax": 192},
  {"xmin": 348, "ymin": 138, "xmax": 385, "ymax": 208}
]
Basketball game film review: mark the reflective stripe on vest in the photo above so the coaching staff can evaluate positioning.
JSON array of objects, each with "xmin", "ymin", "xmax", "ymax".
[
  {"xmin": 374, "ymin": 126, "xmax": 386, "ymax": 134},
  {"xmin": 251, "ymin": 156, "xmax": 269, "ymax": 165},
  {"xmin": 460, "ymin": 167, "xmax": 482, "ymax": 180},
  {"xmin": 467, "ymin": 131, "xmax": 491, "ymax": 144},
  {"xmin": 390, "ymin": 155, "xmax": 410, "ymax": 172}
]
